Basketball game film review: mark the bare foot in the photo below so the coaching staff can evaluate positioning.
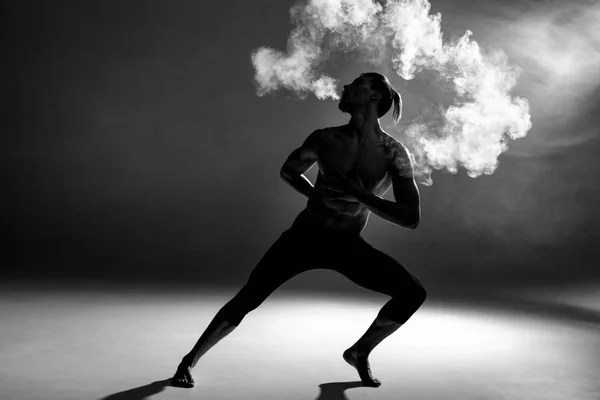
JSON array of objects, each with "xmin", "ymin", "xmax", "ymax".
[
  {"xmin": 171, "ymin": 364, "xmax": 195, "ymax": 388},
  {"xmin": 343, "ymin": 348, "xmax": 381, "ymax": 387}
]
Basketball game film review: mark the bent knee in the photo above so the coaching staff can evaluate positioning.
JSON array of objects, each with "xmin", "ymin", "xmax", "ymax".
[
  {"xmin": 412, "ymin": 276, "xmax": 427, "ymax": 302},
  {"xmin": 403, "ymin": 280, "xmax": 427, "ymax": 305},
  {"xmin": 390, "ymin": 284, "xmax": 426, "ymax": 306},
  {"xmin": 415, "ymin": 285, "xmax": 427, "ymax": 304}
]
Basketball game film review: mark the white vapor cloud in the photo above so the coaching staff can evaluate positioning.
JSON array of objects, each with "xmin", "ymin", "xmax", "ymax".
[
  {"xmin": 250, "ymin": 0, "xmax": 533, "ymax": 185},
  {"xmin": 496, "ymin": 1, "xmax": 600, "ymax": 151},
  {"xmin": 251, "ymin": 0, "xmax": 384, "ymax": 100}
]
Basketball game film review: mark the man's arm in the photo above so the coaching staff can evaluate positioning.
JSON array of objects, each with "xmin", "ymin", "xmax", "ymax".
[
  {"xmin": 359, "ymin": 142, "xmax": 421, "ymax": 229},
  {"xmin": 280, "ymin": 129, "xmax": 320, "ymax": 200}
]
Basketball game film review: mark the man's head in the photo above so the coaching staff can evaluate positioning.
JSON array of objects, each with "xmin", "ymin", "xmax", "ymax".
[{"xmin": 338, "ymin": 72, "xmax": 402, "ymax": 124}]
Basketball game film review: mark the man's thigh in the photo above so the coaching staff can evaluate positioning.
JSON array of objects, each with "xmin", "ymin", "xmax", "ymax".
[
  {"xmin": 241, "ymin": 227, "xmax": 318, "ymax": 295},
  {"xmin": 332, "ymin": 237, "xmax": 423, "ymax": 297}
]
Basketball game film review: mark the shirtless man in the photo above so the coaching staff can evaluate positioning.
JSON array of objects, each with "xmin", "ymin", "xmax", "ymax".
[{"xmin": 172, "ymin": 72, "xmax": 425, "ymax": 388}]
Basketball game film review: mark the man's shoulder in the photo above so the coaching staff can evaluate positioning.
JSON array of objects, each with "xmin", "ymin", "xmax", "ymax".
[
  {"xmin": 382, "ymin": 134, "xmax": 407, "ymax": 155},
  {"xmin": 320, "ymin": 124, "xmax": 354, "ymax": 133},
  {"xmin": 306, "ymin": 126, "xmax": 346, "ymax": 142},
  {"xmin": 384, "ymin": 136, "xmax": 413, "ymax": 174}
]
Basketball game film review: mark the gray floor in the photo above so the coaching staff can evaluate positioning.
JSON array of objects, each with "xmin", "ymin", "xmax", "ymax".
[{"xmin": 1, "ymin": 284, "xmax": 599, "ymax": 400}]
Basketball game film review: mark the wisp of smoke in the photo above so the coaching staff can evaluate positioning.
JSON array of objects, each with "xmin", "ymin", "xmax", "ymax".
[{"xmin": 250, "ymin": 0, "xmax": 532, "ymax": 185}]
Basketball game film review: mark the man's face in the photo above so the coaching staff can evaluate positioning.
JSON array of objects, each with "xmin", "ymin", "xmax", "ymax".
[{"xmin": 338, "ymin": 76, "xmax": 376, "ymax": 113}]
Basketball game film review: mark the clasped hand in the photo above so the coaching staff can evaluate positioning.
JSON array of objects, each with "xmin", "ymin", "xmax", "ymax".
[{"xmin": 323, "ymin": 170, "xmax": 370, "ymax": 203}]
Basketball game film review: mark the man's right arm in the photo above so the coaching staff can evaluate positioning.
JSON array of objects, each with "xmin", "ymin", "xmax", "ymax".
[{"xmin": 280, "ymin": 129, "xmax": 321, "ymax": 200}]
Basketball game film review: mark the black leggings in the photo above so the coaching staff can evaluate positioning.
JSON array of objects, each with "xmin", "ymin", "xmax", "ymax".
[{"xmin": 215, "ymin": 209, "xmax": 427, "ymax": 326}]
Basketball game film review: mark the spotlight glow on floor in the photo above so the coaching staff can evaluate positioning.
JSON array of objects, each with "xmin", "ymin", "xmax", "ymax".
[{"xmin": 0, "ymin": 286, "xmax": 598, "ymax": 400}]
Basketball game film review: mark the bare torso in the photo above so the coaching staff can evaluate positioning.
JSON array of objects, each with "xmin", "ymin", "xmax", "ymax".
[{"xmin": 306, "ymin": 125, "xmax": 397, "ymax": 233}]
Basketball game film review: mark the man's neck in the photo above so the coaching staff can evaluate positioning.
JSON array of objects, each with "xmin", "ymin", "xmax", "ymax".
[{"xmin": 348, "ymin": 109, "xmax": 383, "ymax": 143}]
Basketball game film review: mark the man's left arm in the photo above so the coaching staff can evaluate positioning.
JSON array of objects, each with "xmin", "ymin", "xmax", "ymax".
[{"xmin": 358, "ymin": 144, "xmax": 421, "ymax": 230}]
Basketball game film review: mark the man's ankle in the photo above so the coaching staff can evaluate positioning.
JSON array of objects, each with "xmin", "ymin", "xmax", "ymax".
[
  {"xmin": 179, "ymin": 356, "xmax": 193, "ymax": 369},
  {"xmin": 351, "ymin": 343, "xmax": 371, "ymax": 357}
]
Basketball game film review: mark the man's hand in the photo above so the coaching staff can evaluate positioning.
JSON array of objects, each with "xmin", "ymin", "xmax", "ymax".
[
  {"xmin": 322, "ymin": 186, "xmax": 360, "ymax": 202},
  {"xmin": 326, "ymin": 170, "xmax": 372, "ymax": 203}
]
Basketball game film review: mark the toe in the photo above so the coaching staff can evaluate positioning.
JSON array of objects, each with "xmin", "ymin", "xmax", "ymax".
[{"xmin": 172, "ymin": 376, "xmax": 192, "ymax": 388}]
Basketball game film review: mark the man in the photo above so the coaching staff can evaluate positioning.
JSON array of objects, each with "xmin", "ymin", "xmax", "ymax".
[{"xmin": 172, "ymin": 72, "xmax": 426, "ymax": 388}]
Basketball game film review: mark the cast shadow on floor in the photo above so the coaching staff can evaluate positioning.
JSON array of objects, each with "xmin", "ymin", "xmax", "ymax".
[
  {"xmin": 99, "ymin": 379, "xmax": 170, "ymax": 400},
  {"xmin": 315, "ymin": 381, "xmax": 367, "ymax": 400},
  {"xmin": 100, "ymin": 379, "xmax": 367, "ymax": 400}
]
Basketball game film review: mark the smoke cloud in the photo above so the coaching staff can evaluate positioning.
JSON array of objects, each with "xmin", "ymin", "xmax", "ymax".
[
  {"xmin": 496, "ymin": 1, "xmax": 600, "ymax": 153},
  {"xmin": 250, "ymin": 0, "xmax": 532, "ymax": 184},
  {"xmin": 251, "ymin": 0, "xmax": 384, "ymax": 100}
]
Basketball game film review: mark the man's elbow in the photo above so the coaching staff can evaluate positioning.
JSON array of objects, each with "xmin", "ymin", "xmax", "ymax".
[
  {"xmin": 280, "ymin": 168, "xmax": 292, "ymax": 181},
  {"xmin": 401, "ymin": 219, "xmax": 418, "ymax": 230},
  {"xmin": 406, "ymin": 213, "xmax": 420, "ymax": 230},
  {"xmin": 392, "ymin": 216, "xmax": 419, "ymax": 230}
]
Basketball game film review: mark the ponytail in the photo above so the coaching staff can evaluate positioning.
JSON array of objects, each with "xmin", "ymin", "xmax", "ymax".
[
  {"xmin": 392, "ymin": 90, "xmax": 402, "ymax": 125},
  {"xmin": 359, "ymin": 72, "xmax": 402, "ymax": 122}
]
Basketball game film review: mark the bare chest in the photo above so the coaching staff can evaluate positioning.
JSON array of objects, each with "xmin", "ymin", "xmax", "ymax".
[{"xmin": 316, "ymin": 130, "xmax": 391, "ymax": 192}]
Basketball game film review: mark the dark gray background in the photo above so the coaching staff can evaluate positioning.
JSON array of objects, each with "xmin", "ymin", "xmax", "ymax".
[{"xmin": 3, "ymin": 0, "xmax": 599, "ymax": 292}]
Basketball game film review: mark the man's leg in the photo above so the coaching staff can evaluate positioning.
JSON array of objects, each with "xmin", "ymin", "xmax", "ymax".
[
  {"xmin": 171, "ymin": 228, "xmax": 311, "ymax": 388},
  {"xmin": 171, "ymin": 317, "xmax": 237, "ymax": 388},
  {"xmin": 334, "ymin": 236, "xmax": 427, "ymax": 387}
]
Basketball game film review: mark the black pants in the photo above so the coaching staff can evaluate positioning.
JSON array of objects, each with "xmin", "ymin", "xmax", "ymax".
[{"xmin": 215, "ymin": 209, "xmax": 427, "ymax": 326}]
